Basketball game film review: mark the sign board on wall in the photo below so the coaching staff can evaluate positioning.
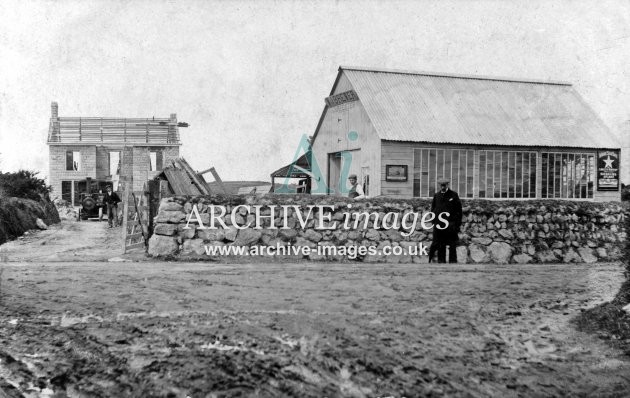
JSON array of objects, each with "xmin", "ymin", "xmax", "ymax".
[
  {"xmin": 325, "ymin": 90, "xmax": 359, "ymax": 107},
  {"xmin": 597, "ymin": 150, "xmax": 620, "ymax": 191}
]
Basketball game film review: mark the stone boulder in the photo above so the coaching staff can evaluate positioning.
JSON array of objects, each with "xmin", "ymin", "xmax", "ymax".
[
  {"xmin": 154, "ymin": 223, "xmax": 177, "ymax": 236},
  {"xmin": 155, "ymin": 211, "xmax": 187, "ymax": 224},
  {"xmin": 536, "ymin": 250, "xmax": 558, "ymax": 263},
  {"xmin": 365, "ymin": 230, "xmax": 380, "ymax": 241},
  {"xmin": 148, "ymin": 234, "xmax": 179, "ymax": 257},
  {"xmin": 384, "ymin": 229, "xmax": 403, "ymax": 242},
  {"xmin": 578, "ymin": 247, "xmax": 598, "ymax": 263},
  {"xmin": 294, "ymin": 237, "xmax": 316, "ymax": 249},
  {"xmin": 456, "ymin": 246, "xmax": 468, "ymax": 264},
  {"xmin": 178, "ymin": 224, "xmax": 196, "ymax": 239},
  {"xmin": 304, "ymin": 229, "xmax": 323, "ymax": 243},
  {"xmin": 498, "ymin": 229, "xmax": 514, "ymax": 239},
  {"xmin": 181, "ymin": 239, "xmax": 206, "ymax": 255},
  {"xmin": 487, "ymin": 242, "xmax": 513, "ymax": 264},
  {"xmin": 36, "ymin": 218, "xmax": 48, "ymax": 230},
  {"xmin": 197, "ymin": 229, "xmax": 225, "ymax": 242},
  {"xmin": 471, "ymin": 237, "xmax": 492, "ymax": 246},
  {"xmin": 235, "ymin": 228, "xmax": 262, "ymax": 246},
  {"xmin": 224, "ymin": 226, "xmax": 239, "ymax": 242},
  {"xmin": 159, "ymin": 201, "xmax": 184, "ymax": 212},
  {"xmin": 278, "ymin": 228, "xmax": 298, "ymax": 241},
  {"xmin": 596, "ymin": 247, "xmax": 608, "ymax": 259},
  {"xmin": 562, "ymin": 248, "xmax": 582, "ymax": 263},
  {"xmin": 469, "ymin": 244, "xmax": 490, "ymax": 263},
  {"xmin": 512, "ymin": 253, "xmax": 533, "ymax": 264}
]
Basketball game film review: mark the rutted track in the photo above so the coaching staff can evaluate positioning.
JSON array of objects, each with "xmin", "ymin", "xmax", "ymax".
[{"xmin": 0, "ymin": 262, "xmax": 629, "ymax": 397}]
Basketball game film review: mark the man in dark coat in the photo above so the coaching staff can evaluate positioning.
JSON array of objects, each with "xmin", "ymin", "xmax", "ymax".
[
  {"xmin": 103, "ymin": 185, "xmax": 121, "ymax": 228},
  {"xmin": 429, "ymin": 178, "xmax": 463, "ymax": 263}
]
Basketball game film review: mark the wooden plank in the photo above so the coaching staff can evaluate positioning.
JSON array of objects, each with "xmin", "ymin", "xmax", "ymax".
[
  {"xmin": 132, "ymin": 192, "xmax": 148, "ymax": 250},
  {"xmin": 173, "ymin": 159, "xmax": 202, "ymax": 194},
  {"xmin": 176, "ymin": 158, "xmax": 210, "ymax": 195},
  {"xmin": 209, "ymin": 167, "xmax": 227, "ymax": 194},
  {"xmin": 163, "ymin": 168, "xmax": 192, "ymax": 194}
]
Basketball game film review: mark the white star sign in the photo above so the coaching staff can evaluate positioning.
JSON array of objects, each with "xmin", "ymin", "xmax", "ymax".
[{"xmin": 603, "ymin": 156, "xmax": 615, "ymax": 168}]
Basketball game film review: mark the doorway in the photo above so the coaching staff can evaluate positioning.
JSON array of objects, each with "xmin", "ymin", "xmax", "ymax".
[{"xmin": 327, "ymin": 149, "xmax": 362, "ymax": 196}]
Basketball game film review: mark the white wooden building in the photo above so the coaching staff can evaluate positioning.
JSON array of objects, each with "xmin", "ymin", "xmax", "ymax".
[{"xmin": 309, "ymin": 66, "xmax": 621, "ymax": 201}]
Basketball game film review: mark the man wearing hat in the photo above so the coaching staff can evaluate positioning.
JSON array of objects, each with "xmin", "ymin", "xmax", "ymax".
[
  {"xmin": 102, "ymin": 185, "xmax": 121, "ymax": 228},
  {"xmin": 429, "ymin": 178, "xmax": 462, "ymax": 263},
  {"xmin": 347, "ymin": 174, "xmax": 366, "ymax": 199}
]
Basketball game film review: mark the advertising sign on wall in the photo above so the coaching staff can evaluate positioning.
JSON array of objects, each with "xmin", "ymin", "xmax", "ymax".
[{"xmin": 597, "ymin": 150, "xmax": 620, "ymax": 191}]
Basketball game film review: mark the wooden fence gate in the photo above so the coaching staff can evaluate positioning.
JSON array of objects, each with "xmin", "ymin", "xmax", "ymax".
[
  {"xmin": 121, "ymin": 180, "xmax": 150, "ymax": 253},
  {"xmin": 120, "ymin": 179, "xmax": 169, "ymax": 254}
]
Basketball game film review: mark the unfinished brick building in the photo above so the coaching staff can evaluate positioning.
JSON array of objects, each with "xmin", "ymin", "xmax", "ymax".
[{"xmin": 47, "ymin": 102, "xmax": 181, "ymax": 205}]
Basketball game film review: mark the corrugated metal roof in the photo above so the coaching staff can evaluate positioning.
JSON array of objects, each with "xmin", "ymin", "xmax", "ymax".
[{"xmin": 340, "ymin": 67, "xmax": 619, "ymax": 149}]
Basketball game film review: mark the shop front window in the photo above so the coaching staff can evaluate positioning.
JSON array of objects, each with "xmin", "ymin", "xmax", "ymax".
[
  {"xmin": 413, "ymin": 148, "xmax": 474, "ymax": 198},
  {"xmin": 478, "ymin": 150, "xmax": 537, "ymax": 198},
  {"xmin": 541, "ymin": 152, "xmax": 594, "ymax": 199}
]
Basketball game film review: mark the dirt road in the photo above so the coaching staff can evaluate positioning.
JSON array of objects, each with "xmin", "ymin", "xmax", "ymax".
[
  {"xmin": 0, "ymin": 261, "xmax": 628, "ymax": 397},
  {"xmin": 0, "ymin": 220, "xmax": 138, "ymax": 262}
]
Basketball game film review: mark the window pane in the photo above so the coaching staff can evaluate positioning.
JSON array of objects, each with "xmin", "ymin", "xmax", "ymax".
[
  {"xmin": 530, "ymin": 153, "xmax": 537, "ymax": 198},
  {"xmin": 421, "ymin": 149, "xmax": 429, "ymax": 197},
  {"xmin": 567, "ymin": 153, "xmax": 575, "ymax": 198},
  {"xmin": 413, "ymin": 149, "xmax": 421, "ymax": 197},
  {"xmin": 436, "ymin": 149, "xmax": 444, "ymax": 185},
  {"xmin": 467, "ymin": 150, "xmax": 474, "ymax": 198},
  {"xmin": 587, "ymin": 154, "xmax": 594, "ymax": 198},
  {"xmin": 541, "ymin": 153, "xmax": 548, "ymax": 198},
  {"xmin": 479, "ymin": 151, "xmax": 486, "ymax": 198},
  {"xmin": 444, "ymin": 149, "xmax": 452, "ymax": 184},
  {"xmin": 494, "ymin": 152, "xmax": 501, "ymax": 198},
  {"xmin": 428, "ymin": 149, "xmax": 436, "ymax": 197},
  {"xmin": 501, "ymin": 151, "xmax": 508, "ymax": 198},
  {"xmin": 552, "ymin": 152, "xmax": 558, "ymax": 198},
  {"xmin": 486, "ymin": 151, "xmax": 495, "ymax": 198},
  {"xmin": 554, "ymin": 154, "xmax": 561, "ymax": 198},
  {"xmin": 522, "ymin": 153, "xmax": 529, "ymax": 198},
  {"xmin": 508, "ymin": 152, "xmax": 516, "ymax": 198},
  {"xmin": 515, "ymin": 152, "xmax": 523, "ymax": 197},
  {"xmin": 560, "ymin": 153, "xmax": 569, "ymax": 198},
  {"xmin": 578, "ymin": 154, "xmax": 586, "ymax": 198},
  {"xmin": 452, "ymin": 150, "xmax": 459, "ymax": 195},
  {"xmin": 458, "ymin": 151, "xmax": 466, "ymax": 195}
]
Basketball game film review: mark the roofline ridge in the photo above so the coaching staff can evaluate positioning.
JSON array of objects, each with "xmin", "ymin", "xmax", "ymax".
[{"xmin": 339, "ymin": 65, "xmax": 572, "ymax": 86}]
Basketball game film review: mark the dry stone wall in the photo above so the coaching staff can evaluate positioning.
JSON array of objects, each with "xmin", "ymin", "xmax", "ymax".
[{"xmin": 148, "ymin": 195, "xmax": 627, "ymax": 264}]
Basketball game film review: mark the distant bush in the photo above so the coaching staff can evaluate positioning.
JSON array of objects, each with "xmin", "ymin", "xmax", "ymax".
[
  {"xmin": 622, "ymin": 184, "xmax": 630, "ymax": 202},
  {"xmin": 0, "ymin": 170, "xmax": 51, "ymax": 201}
]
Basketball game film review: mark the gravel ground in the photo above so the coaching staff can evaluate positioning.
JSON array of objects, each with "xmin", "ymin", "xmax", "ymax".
[{"xmin": 0, "ymin": 261, "xmax": 628, "ymax": 397}]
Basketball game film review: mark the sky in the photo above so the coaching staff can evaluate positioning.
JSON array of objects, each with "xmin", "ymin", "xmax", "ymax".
[{"xmin": 0, "ymin": 0, "xmax": 629, "ymax": 183}]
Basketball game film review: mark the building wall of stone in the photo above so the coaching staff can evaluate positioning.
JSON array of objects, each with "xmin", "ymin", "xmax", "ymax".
[
  {"xmin": 50, "ymin": 144, "xmax": 180, "ymax": 196},
  {"xmin": 163, "ymin": 146, "xmax": 180, "ymax": 167},
  {"xmin": 48, "ymin": 145, "xmax": 97, "ymax": 198},
  {"xmin": 148, "ymin": 195, "xmax": 628, "ymax": 264}
]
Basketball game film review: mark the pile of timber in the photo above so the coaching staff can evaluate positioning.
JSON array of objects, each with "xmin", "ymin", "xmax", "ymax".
[{"xmin": 157, "ymin": 158, "xmax": 216, "ymax": 195}]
